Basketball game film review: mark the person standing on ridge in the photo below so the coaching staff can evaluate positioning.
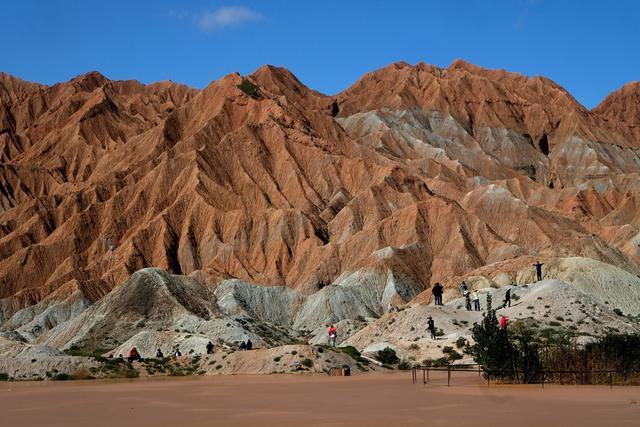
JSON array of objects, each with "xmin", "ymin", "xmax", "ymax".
[
  {"xmin": 240, "ymin": 340, "xmax": 247, "ymax": 350},
  {"xmin": 246, "ymin": 339, "xmax": 253, "ymax": 350},
  {"xmin": 328, "ymin": 325, "xmax": 338, "ymax": 347},
  {"xmin": 427, "ymin": 316, "xmax": 436, "ymax": 340},
  {"xmin": 206, "ymin": 341, "xmax": 214, "ymax": 354},
  {"xmin": 156, "ymin": 348, "xmax": 164, "ymax": 359},
  {"xmin": 465, "ymin": 292, "xmax": 472, "ymax": 311},
  {"xmin": 534, "ymin": 262, "xmax": 544, "ymax": 281},
  {"xmin": 432, "ymin": 282, "xmax": 443, "ymax": 306},
  {"xmin": 460, "ymin": 281, "xmax": 468, "ymax": 297},
  {"xmin": 472, "ymin": 290, "xmax": 481, "ymax": 311},
  {"xmin": 503, "ymin": 287, "xmax": 511, "ymax": 308}
]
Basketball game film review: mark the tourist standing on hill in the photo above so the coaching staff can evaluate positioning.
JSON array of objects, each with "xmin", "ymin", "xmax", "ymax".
[
  {"xmin": 472, "ymin": 290, "xmax": 481, "ymax": 311},
  {"xmin": 328, "ymin": 325, "xmax": 338, "ymax": 347},
  {"xmin": 206, "ymin": 341, "xmax": 214, "ymax": 354},
  {"xmin": 246, "ymin": 339, "xmax": 253, "ymax": 350},
  {"xmin": 427, "ymin": 316, "xmax": 436, "ymax": 340},
  {"xmin": 432, "ymin": 282, "xmax": 443, "ymax": 306},
  {"xmin": 465, "ymin": 292, "xmax": 472, "ymax": 311},
  {"xmin": 156, "ymin": 348, "xmax": 164, "ymax": 358},
  {"xmin": 499, "ymin": 315, "xmax": 509, "ymax": 331},
  {"xmin": 240, "ymin": 340, "xmax": 247, "ymax": 350},
  {"xmin": 503, "ymin": 288, "xmax": 511, "ymax": 308},
  {"xmin": 460, "ymin": 281, "xmax": 468, "ymax": 297},
  {"xmin": 534, "ymin": 262, "xmax": 544, "ymax": 281}
]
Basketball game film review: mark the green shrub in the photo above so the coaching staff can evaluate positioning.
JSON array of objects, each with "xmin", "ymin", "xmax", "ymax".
[
  {"xmin": 301, "ymin": 358, "xmax": 313, "ymax": 368},
  {"xmin": 0, "ymin": 373, "xmax": 9, "ymax": 381},
  {"xmin": 455, "ymin": 337, "xmax": 467, "ymax": 349},
  {"xmin": 237, "ymin": 79, "xmax": 261, "ymax": 99},
  {"xmin": 340, "ymin": 346, "xmax": 361, "ymax": 358},
  {"xmin": 273, "ymin": 356, "xmax": 281, "ymax": 362},
  {"xmin": 613, "ymin": 308, "xmax": 624, "ymax": 316},
  {"xmin": 397, "ymin": 359, "xmax": 412, "ymax": 370},
  {"xmin": 375, "ymin": 347, "xmax": 400, "ymax": 365},
  {"xmin": 51, "ymin": 373, "xmax": 73, "ymax": 381}
]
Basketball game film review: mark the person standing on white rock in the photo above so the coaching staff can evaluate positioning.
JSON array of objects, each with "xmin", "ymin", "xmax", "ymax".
[
  {"xmin": 534, "ymin": 262, "xmax": 544, "ymax": 281},
  {"xmin": 427, "ymin": 316, "xmax": 436, "ymax": 340},
  {"xmin": 472, "ymin": 291, "xmax": 481, "ymax": 311}
]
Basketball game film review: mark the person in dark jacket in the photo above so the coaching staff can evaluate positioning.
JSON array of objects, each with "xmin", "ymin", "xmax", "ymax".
[
  {"xmin": 503, "ymin": 288, "xmax": 511, "ymax": 308},
  {"xmin": 534, "ymin": 262, "xmax": 544, "ymax": 281},
  {"xmin": 432, "ymin": 283, "xmax": 444, "ymax": 306},
  {"xmin": 246, "ymin": 339, "xmax": 253, "ymax": 350},
  {"xmin": 206, "ymin": 341, "xmax": 214, "ymax": 354},
  {"xmin": 427, "ymin": 316, "xmax": 436, "ymax": 340},
  {"xmin": 240, "ymin": 340, "xmax": 247, "ymax": 350},
  {"xmin": 156, "ymin": 348, "xmax": 164, "ymax": 358}
]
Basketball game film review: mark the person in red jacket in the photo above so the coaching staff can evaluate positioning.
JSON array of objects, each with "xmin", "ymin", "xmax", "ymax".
[
  {"xmin": 128, "ymin": 346, "xmax": 141, "ymax": 362},
  {"xmin": 327, "ymin": 325, "xmax": 337, "ymax": 347},
  {"xmin": 499, "ymin": 315, "xmax": 509, "ymax": 331}
]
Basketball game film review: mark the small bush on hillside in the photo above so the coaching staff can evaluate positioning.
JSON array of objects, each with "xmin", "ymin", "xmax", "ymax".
[
  {"xmin": 51, "ymin": 373, "xmax": 73, "ymax": 381},
  {"xmin": 339, "ymin": 346, "xmax": 361, "ymax": 358},
  {"xmin": 408, "ymin": 343, "xmax": 420, "ymax": 350},
  {"xmin": 397, "ymin": 359, "xmax": 412, "ymax": 370},
  {"xmin": 375, "ymin": 347, "xmax": 400, "ymax": 365},
  {"xmin": 613, "ymin": 308, "xmax": 624, "ymax": 316},
  {"xmin": 237, "ymin": 79, "xmax": 261, "ymax": 99},
  {"xmin": 301, "ymin": 358, "xmax": 313, "ymax": 368},
  {"xmin": 0, "ymin": 373, "xmax": 9, "ymax": 381},
  {"xmin": 455, "ymin": 337, "xmax": 467, "ymax": 349}
]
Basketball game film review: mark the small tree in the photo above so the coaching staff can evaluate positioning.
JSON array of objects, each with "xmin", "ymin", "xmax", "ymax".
[{"xmin": 465, "ymin": 294, "xmax": 518, "ymax": 380}]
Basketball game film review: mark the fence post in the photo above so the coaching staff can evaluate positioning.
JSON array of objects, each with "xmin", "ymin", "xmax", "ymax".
[
  {"xmin": 447, "ymin": 365, "xmax": 451, "ymax": 387},
  {"xmin": 609, "ymin": 371, "xmax": 613, "ymax": 389},
  {"xmin": 423, "ymin": 368, "xmax": 426, "ymax": 385},
  {"xmin": 426, "ymin": 365, "xmax": 430, "ymax": 381}
]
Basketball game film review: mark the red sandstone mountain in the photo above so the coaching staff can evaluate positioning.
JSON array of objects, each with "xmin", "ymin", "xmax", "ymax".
[
  {"xmin": 1, "ymin": 61, "xmax": 640, "ymax": 325},
  {"xmin": 593, "ymin": 81, "xmax": 640, "ymax": 125}
]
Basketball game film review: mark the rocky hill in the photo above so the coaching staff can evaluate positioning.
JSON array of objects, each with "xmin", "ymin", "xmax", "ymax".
[{"xmin": 2, "ymin": 61, "xmax": 640, "ymax": 377}]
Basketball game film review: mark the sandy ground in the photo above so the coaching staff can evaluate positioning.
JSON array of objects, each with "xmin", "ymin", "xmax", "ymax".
[{"xmin": 2, "ymin": 371, "xmax": 639, "ymax": 427}]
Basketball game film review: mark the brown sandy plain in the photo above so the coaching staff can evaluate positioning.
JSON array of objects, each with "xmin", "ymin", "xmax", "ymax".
[{"xmin": 2, "ymin": 371, "xmax": 639, "ymax": 427}]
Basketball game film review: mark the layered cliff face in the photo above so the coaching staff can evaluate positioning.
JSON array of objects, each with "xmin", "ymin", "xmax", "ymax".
[{"xmin": 1, "ymin": 61, "xmax": 640, "ymax": 350}]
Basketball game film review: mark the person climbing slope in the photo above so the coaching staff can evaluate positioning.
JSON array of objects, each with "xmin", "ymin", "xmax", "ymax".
[{"xmin": 503, "ymin": 287, "xmax": 511, "ymax": 308}]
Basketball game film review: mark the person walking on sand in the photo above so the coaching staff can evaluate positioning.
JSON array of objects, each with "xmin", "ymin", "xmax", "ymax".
[
  {"xmin": 472, "ymin": 290, "xmax": 481, "ymax": 311},
  {"xmin": 427, "ymin": 316, "xmax": 436, "ymax": 340},
  {"xmin": 534, "ymin": 261, "xmax": 544, "ymax": 281},
  {"xmin": 432, "ymin": 282, "xmax": 443, "ymax": 306},
  {"xmin": 206, "ymin": 341, "xmax": 214, "ymax": 354},
  {"xmin": 328, "ymin": 325, "xmax": 338, "ymax": 347},
  {"xmin": 503, "ymin": 287, "xmax": 512, "ymax": 308},
  {"xmin": 465, "ymin": 292, "xmax": 472, "ymax": 311}
]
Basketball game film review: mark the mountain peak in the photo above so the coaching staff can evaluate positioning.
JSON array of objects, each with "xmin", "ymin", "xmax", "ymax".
[{"xmin": 593, "ymin": 81, "xmax": 640, "ymax": 125}]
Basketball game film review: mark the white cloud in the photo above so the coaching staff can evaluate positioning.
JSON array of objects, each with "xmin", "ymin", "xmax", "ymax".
[{"xmin": 197, "ymin": 6, "xmax": 262, "ymax": 32}]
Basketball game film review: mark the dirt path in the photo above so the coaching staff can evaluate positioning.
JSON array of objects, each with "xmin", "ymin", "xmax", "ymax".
[{"xmin": 2, "ymin": 371, "xmax": 639, "ymax": 426}]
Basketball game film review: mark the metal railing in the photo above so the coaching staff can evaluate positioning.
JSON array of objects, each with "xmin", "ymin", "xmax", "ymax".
[{"xmin": 411, "ymin": 364, "xmax": 640, "ymax": 388}]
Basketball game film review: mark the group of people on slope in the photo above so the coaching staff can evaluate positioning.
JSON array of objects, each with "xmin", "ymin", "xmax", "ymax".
[
  {"xmin": 431, "ymin": 261, "xmax": 545, "ymax": 308},
  {"xmin": 117, "ymin": 339, "xmax": 255, "ymax": 362}
]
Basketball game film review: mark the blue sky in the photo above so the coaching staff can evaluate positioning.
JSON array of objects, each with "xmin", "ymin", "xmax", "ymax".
[{"xmin": 2, "ymin": 1, "xmax": 638, "ymax": 108}]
